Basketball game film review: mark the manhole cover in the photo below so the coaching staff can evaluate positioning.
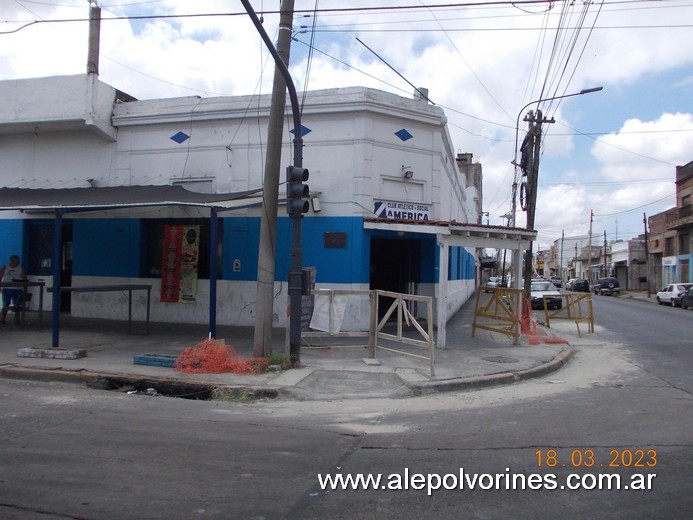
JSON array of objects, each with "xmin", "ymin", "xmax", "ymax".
[{"xmin": 482, "ymin": 356, "xmax": 520, "ymax": 364}]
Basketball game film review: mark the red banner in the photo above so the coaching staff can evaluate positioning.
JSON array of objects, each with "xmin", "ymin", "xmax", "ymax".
[{"xmin": 160, "ymin": 225, "xmax": 183, "ymax": 302}]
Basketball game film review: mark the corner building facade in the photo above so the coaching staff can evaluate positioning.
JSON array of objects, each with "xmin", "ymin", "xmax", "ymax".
[{"xmin": 0, "ymin": 75, "xmax": 480, "ymax": 334}]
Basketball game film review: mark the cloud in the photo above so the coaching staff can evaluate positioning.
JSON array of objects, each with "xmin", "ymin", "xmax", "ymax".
[{"xmin": 1, "ymin": 0, "xmax": 691, "ymax": 246}]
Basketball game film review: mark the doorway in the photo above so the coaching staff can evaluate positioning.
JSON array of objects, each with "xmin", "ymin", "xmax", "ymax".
[{"xmin": 370, "ymin": 237, "xmax": 421, "ymax": 319}]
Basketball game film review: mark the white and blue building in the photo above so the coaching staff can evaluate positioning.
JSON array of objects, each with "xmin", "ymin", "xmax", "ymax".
[{"xmin": 0, "ymin": 74, "xmax": 533, "ymax": 346}]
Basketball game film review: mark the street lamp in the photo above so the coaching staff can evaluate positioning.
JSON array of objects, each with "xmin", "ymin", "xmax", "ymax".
[
  {"xmin": 512, "ymin": 87, "xmax": 603, "ymax": 176},
  {"xmin": 510, "ymin": 87, "xmax": 603, "ymax": 303}
]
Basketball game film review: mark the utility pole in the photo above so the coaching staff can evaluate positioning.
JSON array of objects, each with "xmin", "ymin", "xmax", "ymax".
[
  {"xmin": 253, "ymin": 0, "xmax": 295, "ymax": 357},
  {"xmin": 643, "ymin": 212, "xmax": 650, "ymax": 298},
  {"xmin": 559, "ymin": 229, "xmax": 564, "ymax": 282},
  {"xmin": 604, "ymin": 229, "xmax": 606, "ymax": 277},
  {"xmin": 242, "ymin": 0, "xmax": 306, "ymax": 366},
  {"xmin": 575, "ymin": 243, "xmax": 578, "ymax": 278},
  {"xmin": 86, "ymin": 2, "xmax": 101, "ymax": 75},
  {"xmin": 587, "ymin": 209, "xmax": 593, "ymax": 282},
  {"xmin": 511, "ymin": 87, "xmax": 601, "ymax": 295},
  {"xmin": 522, "ymin": 109, "xmax": 554, "ymax": 301}
]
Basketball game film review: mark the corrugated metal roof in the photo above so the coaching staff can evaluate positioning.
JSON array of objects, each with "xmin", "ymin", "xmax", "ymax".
[{"xmin": 0, "ymin": 185, "xmax": 263, "ymax": 212}]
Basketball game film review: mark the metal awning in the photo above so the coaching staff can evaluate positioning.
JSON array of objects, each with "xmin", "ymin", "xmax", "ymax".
[
  {"xmin": 363, "ymin": 218, "xmax": 537, "ymax": 248},
  {"xmin": 364, "ymin": 218, "xmax": 537, "ymax": 348},
  {"xmin": 0, "ymin": 185, "xmax": 263, "ymax": 212},
  {"xmin": 0, "ymin": 185, "xmax": 264, "ymax": 348}
]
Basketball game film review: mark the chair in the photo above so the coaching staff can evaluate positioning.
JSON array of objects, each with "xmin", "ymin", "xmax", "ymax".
[{"xmin": 5, "ymin": 290, "xmax": 28, "ymax": 325}]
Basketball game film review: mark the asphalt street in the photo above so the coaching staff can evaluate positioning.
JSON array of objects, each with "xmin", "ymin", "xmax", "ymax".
[{"xmin": 0, "ymin": 293, "xmax": 690, "ymax": 519}]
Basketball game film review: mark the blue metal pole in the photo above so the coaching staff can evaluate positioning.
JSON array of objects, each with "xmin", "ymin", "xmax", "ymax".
[
  {"xmin": 209, "ymin": 207, "xmax": 218, "ymax": 339},
  {"xmin": 51, "ymin": 210, "xmax": 63, "ymax": 348}
]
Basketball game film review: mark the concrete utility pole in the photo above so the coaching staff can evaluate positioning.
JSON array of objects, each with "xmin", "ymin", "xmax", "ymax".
[
  {"xmin": 560, "ymin": 229, "xmax": 564, "ymax": 282},
  {"xmin": 87, "ymin": 3, "xmax": 101, "ymax": 74},
  {"xmin": 253, "ymin": 0, "xmax": 295, "ymax": 357},
  {"xmin": 242, "ymin": 0, "xmax": 306, "ymax": 366},
  {"xmin": 603, "ymin": 230, "xmax": 608, "ymax": 277}
]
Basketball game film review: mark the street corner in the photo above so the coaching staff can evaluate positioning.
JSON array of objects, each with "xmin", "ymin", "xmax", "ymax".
[
  {"xmin": 285, "ymin": 369, "xmax": 412, "ymax": 401},
  {"xmin": 513, "ymin": 347, "xmax": 574, "ymax": 382}
]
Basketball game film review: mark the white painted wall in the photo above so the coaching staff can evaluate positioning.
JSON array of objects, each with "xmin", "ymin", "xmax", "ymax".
[{"xmin": 1, "ymin": 76, "xmax": 479, "ymax": 328}]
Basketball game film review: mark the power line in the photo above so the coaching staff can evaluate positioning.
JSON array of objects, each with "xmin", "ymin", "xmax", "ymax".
[{"xmin": 594, "ymin": 193, "xmax": 676, "ymax": 217}]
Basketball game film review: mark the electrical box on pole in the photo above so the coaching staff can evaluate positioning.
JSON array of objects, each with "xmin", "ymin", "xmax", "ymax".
[{"xmin": 286, "ymin": 166, "xmax": 310, "ymax": 216}]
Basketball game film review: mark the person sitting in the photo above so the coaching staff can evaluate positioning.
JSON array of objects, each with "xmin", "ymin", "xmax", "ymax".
[{"xmin": 1, "ymin": 255, "xmax": 27, "ymax": 325}]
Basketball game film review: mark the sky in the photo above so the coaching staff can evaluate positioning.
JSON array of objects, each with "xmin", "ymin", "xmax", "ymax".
[{"xmin": 1, "ymin": 0, "xmax": 692, "ymax": 252}]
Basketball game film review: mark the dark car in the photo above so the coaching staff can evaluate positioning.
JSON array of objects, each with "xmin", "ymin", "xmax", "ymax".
[
  {"xmin": 572, "ymin": 278, "xmax": 590, "ymax": 292},
  {"xmin": 549, "ymin": 276, "xmax": 562, "ymax": 288},
  {"xmin": 681, "ymin": 287, "xmax": 693, "ymax": 310},
  {"xmin": 592, "ymin": 277, "xmax": 620, "ymax": 296}
]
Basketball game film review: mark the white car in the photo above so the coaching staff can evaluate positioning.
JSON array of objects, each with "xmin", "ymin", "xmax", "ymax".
[
  {"xmin": 656, "ymin": 283, "xmax": 693, "ymax": 307},
  {"xmin": 530, "ymin": 281, "xmax": 562, "ymax": 310},
  {"xmin": 484, "ymin": 276, "xmax": 501, "ymax": 292}
]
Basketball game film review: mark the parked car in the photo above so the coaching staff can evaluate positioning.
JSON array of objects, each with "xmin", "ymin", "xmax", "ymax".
[
  {"xmin": 681, "ymin": 287, "xmax": 693, "ymax": 310},
  {"xmin": 565, "ymin": 278, "xmax": 577, "ymax": 290},
  {"xmin": 592, "ymin": 277, "xmax": 621, "ymax": 296},
  {"xmin": 571, "ymin": 278, "xmax": 590, "ymax": 292},
  {"xmin": 530, "ymin": 280, "xmax": 563, "ymax": 310},
  {"xmin": 656, "ymin": 283, "xmax": 693, "ymax": 307},
  {"xmin": 549, "ymin": 276, "xmax": 562, "ymax": 288},
  {"xmin": 484, "ymin": 276, "xmax": 501, "ymax": 292}
]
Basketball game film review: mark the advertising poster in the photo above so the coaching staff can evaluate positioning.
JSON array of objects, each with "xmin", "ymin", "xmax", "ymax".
[
  {"xmin": 178, "ymin": 225, "xmax": 200, "ymax": 303},
  {"xmin": 160, "ymin": 225, "xmax": 200, "ymax": 303},
  {"xmin": 160, "ymin": 225, "xmax": 182, "ymax": 303}
]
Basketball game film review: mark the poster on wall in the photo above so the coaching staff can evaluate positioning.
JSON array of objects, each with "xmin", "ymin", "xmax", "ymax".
[
  {"xmin": 179, "ymin": 225, "xmax": 200, "ymax": 303},
  {"xmin": 160, "ymin": 225, "xmax": 200, "ymax": 303}
]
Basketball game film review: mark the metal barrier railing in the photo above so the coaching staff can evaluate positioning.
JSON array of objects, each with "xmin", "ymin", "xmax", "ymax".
[
  {"xmin": 371, "ymin": 290, "xmax": 435, "ymax": 376},
  {"xmin": 543, "ymin": 293, "xmax": 594, "ymax": 336},
  {"xmin": 471, "ymin": 286, "xmax": 522, "ymax": 345},
  {"xmin": 300, "ymin": 288, "xmax": 435, "ymax": 375}
]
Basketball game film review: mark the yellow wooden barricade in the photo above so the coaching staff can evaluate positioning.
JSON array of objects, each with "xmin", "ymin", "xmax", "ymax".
[
  {"xmin": 472, "ymin": 287, "xmax": 522, "ymax": 345},
  {"xmin": 543, "ymin": 293, "xmax": 594, "ymax": 336}
]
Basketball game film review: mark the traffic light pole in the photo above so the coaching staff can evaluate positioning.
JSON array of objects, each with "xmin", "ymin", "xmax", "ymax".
[{"xmin": 242, "ymin": 0, "xmax": 305, "ymax": 366}]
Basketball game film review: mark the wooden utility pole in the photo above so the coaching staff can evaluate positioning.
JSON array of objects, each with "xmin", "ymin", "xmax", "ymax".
[
  {"xmin": 253, "ymin": 0, "xmax": 295, "ymax": 356},
  {"xmin": 522, "ymin": 109, "xmax": 554, "ymax": 301}
]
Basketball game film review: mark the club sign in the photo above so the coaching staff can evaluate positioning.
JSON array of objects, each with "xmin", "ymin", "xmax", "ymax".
[{"xmin": 374, "ymin": 200, "xmax": 431, "ymax": 221}]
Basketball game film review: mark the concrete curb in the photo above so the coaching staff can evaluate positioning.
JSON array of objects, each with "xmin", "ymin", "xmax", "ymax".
[
  {"xmin": 0, "ymin": 347, "xmax": 574, "ymax": 401},
  {"xmin": 0, "ymin": 365, "xmax": 285, "ymax": 401},
  {"xmin": 513, "ymin": 347, "xmax": 573, "ymax": 381},
  {"xmin": 408, "ymin": 347, "xmax": 574, "ymax": 396}
]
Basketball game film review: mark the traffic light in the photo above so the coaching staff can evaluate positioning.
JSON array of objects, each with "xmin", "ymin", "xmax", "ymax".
[{"xmin": 286, "ymin": 165, "xmax": 310, "ymax": 216}]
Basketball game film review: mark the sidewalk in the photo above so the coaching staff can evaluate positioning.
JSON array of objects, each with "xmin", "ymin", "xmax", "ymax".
[
  {"xmin": 0, "ymin": 298, "xmax": 577, "ymax": 401},
  {"xmin": 620, "ymin": 290, "xmax": 658, "ymax": 304}
]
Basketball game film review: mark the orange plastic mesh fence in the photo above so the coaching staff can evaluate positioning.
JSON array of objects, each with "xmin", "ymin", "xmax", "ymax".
[
  {"xmin": 521, "ymin": 299, "xmax": 570, "ymax": 346},
  {"xmin": 175, "ymin": 339, "xmax": 269, "ymax": 374}
]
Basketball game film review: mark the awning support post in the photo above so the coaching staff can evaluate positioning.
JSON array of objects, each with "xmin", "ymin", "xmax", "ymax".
[{"xmin": 51, "ymin": 209, "xmax": 63, "ymax": 348}]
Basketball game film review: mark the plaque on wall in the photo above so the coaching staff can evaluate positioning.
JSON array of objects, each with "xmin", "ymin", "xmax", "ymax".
[{"xmin": 324, "ymin": 232, "xmax": 347, "ymax": 248}]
